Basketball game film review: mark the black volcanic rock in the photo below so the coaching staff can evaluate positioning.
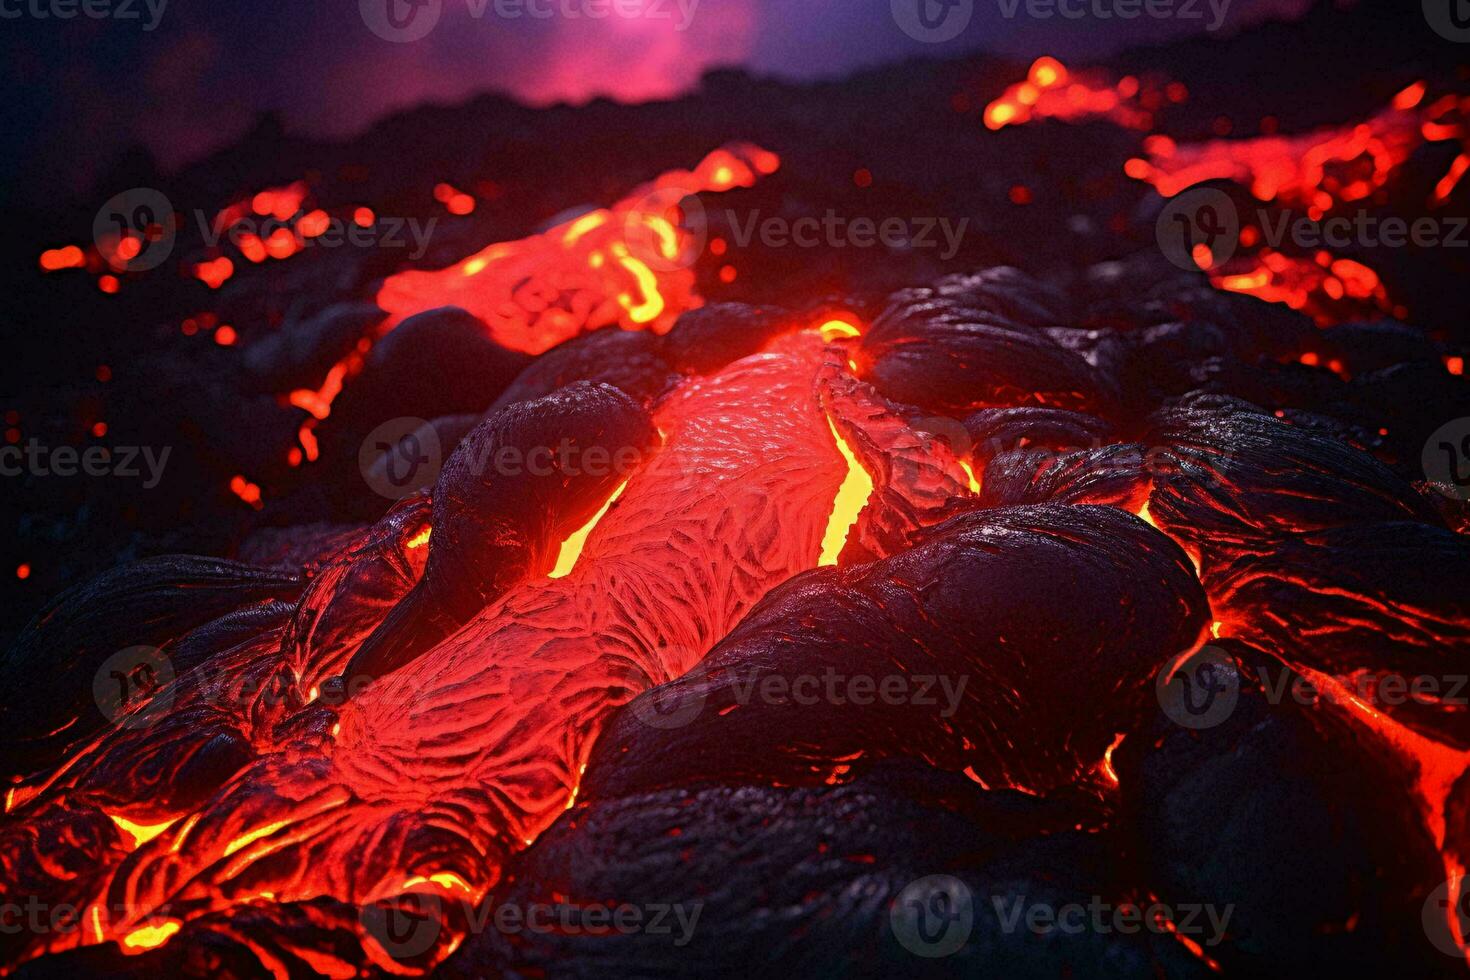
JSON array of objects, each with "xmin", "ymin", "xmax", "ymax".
[
  {"xmin": 579, "ymin": 504, "xmax": 1208, "ymax": 800},
  {"xmin": 442, "ymin": 763, "xmax": 1210, "ymax": 980}
]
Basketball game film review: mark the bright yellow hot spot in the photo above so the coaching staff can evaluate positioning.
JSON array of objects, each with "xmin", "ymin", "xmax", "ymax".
[
  {"xmin": 223, "ymin": 819, "xmax": 290, "ymax": 857},
  {"xmin": 562, "ymin": 210, "xmax": 609, "ymax": 246},
  {"xmin": 109, "ymin": 813, "xmax": 179, "ymax": 849},
  {"xmin": 818, "ymin": 318, "xmax": 861, "ymax": 342},
  {"xmin": 958, "ymin": 459, "xmax": 981, "ymax": 494},
  {"xmin": 123, "ymin": 920, "xmax": 180, "ymax": 951},
  {"xmin": 549, "ymin": 481, "xmax": 627, "ymax": 579},
  {"xmin": 818, "ymin": 417, "xmax": 874, "ymax": 566},
  {"xmin": 642, "ymin": 215, "xmax": 679, "ymax": 260},
  {"xmin": 402, "ymin": 872, "xmax": 472, "ymax": 893},
  {"xmin": 406, "ymin": 527, "xmax": 431, "ymax": 549},
  {"xmin": 615, "ymin": 253, "xmax": 664, "ymax": 324}
]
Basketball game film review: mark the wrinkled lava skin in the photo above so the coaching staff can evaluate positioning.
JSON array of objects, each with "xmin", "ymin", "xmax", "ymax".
[
  {"xmin": 443, "ymin": 762, "xmax": 1213, "ymax": 980},
  {"xmin": 1116, "ymin": 642, "xmax": 1457, "ymax": 978},
  {"xmin": 3, "ymin": 330, "xmax": 869, "ymax": 971},
  {"xmin": 580, "ymin": 504, "xmax": 1207, "ymax": 799},
  {"xmin": 5, "ymin": 253, "xmax": 1470, "ymax": 978},
  {"xmin": 346, "ymin": 381, "xmax": 660, "ymax": 683}
]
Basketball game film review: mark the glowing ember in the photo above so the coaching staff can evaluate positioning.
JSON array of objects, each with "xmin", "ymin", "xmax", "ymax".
[
  {"xmin": 984, "ymin": 57, "xmax": 1164, "ymax": 132},
  {"xmin": 38, "ymin": 245, "xmax": 85, "ymax": 272},
  {"xmin": 1126, "ymin": 83, "xmax": 1469, "ymax": 211},
  {"xmin": 193, "ymin": 256, "xmax": 234, "ymax": 290},
  {"xmin": 1210, "ymin": 249, "xmax": 1394, "ymax": 324}
]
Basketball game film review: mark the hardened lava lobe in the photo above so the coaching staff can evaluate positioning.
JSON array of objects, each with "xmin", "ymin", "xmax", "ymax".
[{"xmin": 4, "ymin": 253, "xmax": 1469, "ymax": 976}]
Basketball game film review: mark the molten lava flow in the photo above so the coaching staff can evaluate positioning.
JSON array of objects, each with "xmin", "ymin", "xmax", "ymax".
[
  {"xmin": 984, "ymin": 57, "xmax": 1168, "ymax": 132},
  {"xmin": 108, "ymin": 813, "xmax": 178, "ymax": 849},
  {"xmin": 1210, "ymin": 250, "xmax": 1395, "ymax": 325},
  {"xmin": 547, "ymin": 479, "xmax": 627, "ymax": 579},
  {"xmin": 375, "ymin": 144, "xmax": 780, "ymax": 355},
  {"xmin": 1122, "ymin": 83, "xmax": 1470, "ymax": 323},
  {"xmin": 1126, "ymin": 84, "xmax": 1468, "ymax": 211},
  {"xmin": 19, "ymin": 332, "xmax": 885, "ymax": 970},
  {"xmin": 121, "ymin": 921, "xmax": 180, "ymax": 952},
  {"xmin": 1288, "ymin": 665, "xmax": 1470, "ymax": 965},
  {"xmin": 277, "ymin": 146, "xmax": 778, "ymax": 468},
  {"xmin": 817, "ymin": 416, "xmax": 874, "ymax": 566}
]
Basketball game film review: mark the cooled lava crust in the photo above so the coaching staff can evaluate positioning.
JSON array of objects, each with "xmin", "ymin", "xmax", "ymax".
[{"xmin": 5, "ymin": 7, "xmax": 1470, "ymax": 975}]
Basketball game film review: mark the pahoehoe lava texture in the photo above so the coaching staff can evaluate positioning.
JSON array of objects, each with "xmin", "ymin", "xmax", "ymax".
[
  {"xmin": 4, "ymin": 243, "xmax": 1469, "ymax": 974},
  {"xmin": 1116, "ymin": 642, "xmax": 1456, "ymax": 977},
  {"xmin": 580, "ymin": 504, "xmax": 1208, "ymax": 799},
  {"xmin": 346, "ymin": 381, "xmax": 658, "ymax": 684},
  {"xmin": 441, "ymin": 763, "xmax": 1213, "ymax": 980}
]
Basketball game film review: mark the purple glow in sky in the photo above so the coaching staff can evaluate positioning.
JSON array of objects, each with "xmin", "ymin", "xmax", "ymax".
[{"xmin": 1, "ymin": 0, "xmax": 1319, "ymax": 195}]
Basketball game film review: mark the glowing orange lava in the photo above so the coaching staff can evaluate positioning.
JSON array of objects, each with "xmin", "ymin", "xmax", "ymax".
[
  {"xmin": 984, "ymin": 57, "xmax": 1168, "ymax": 132},
  {"xmin": 374, "ymin": 144, "xmax": 778, "ymax": 355}
]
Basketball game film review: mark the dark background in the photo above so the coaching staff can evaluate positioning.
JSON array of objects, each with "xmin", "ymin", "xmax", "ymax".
[{"xmin": 1, "ymin": 0, "xmax": 1318, "ymax": 205}]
